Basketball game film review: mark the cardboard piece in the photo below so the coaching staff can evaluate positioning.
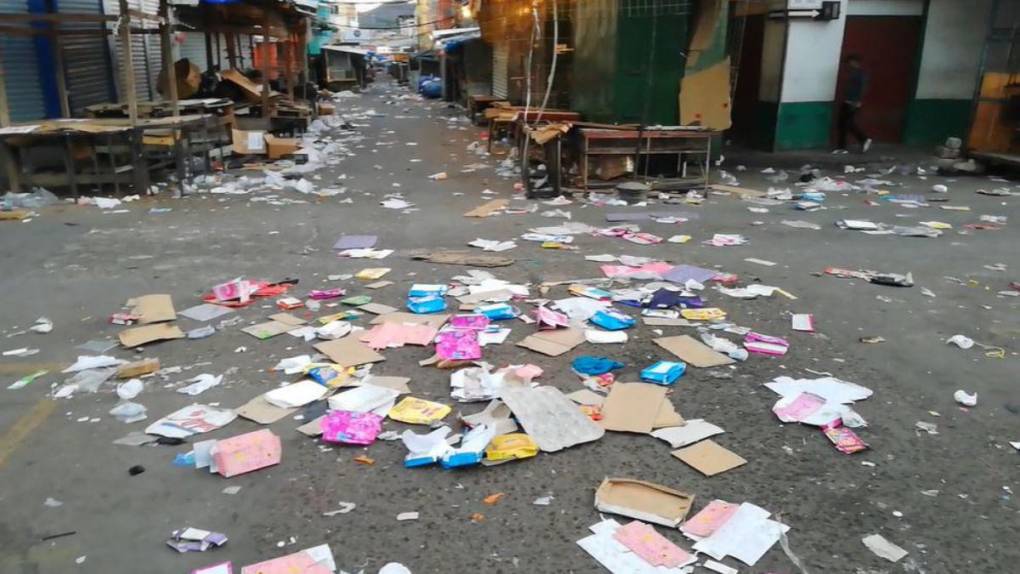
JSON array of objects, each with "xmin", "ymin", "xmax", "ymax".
[
  {"xmin": 653, "ymin": 398, "xmax": 685, "ymax": 429},
  {"xmin": 296, "ymin": 415, "xmax": 326, "ymax": 437},
  {"xmin": 516, "ymin": 327, "xmax": 585, "ymax": 357},
  {"xmin": 680, "ymin": 57, "xmax": 732, "ymax": 129},
  {"xmin": 213, "ymin": 429, "xmax": 282, "ymax": 478},
  {"xmin": 231, "ymin": 129, "xmax": 266, "ymax": 154},
  {"xmin": 119, "ymin": 323, "xmax": 185, "ymax": 348},
  {"xmin": 235, "ymin": 395, "xmax": 297, "ymax": 425},
  {"xmin": 241, "ymin": 320, "xmax": 296, "ymax": 340},
  {"xmin": 358, "ymin": 302, "xmax": 398, "ymax": 315},
  {"xmin": 651, "ymin": 419, "xmax": 725, "ymax": 448},
  {"xmin": 654, "ymin": 335, "xmax": 734, "ymax": 368},
  {"xmin": 567, "ymin": 389, "xmax": 606, "ymax": 406},
  {"xmin": 594, "ymin": 478, "xmax": 695, "ymax": 528},
  {"xmin": 116, "ymin": 358, "xmax": 160, "ymax": 379},
  {"xmin": 127, "ymin": 294, "xmax": 177, "ymax": 324},
  {"xmin": 411, "ymin": 251, "xmax": 514, "ymax": 268},
  {"xmin": 464, "ymin": 199, "xmax": 509, "ymax": 217},
  {"xmin": 671, "ymin": 440, "xmax": 746, "ymax": 476},
  {"xmin": 221, "ymin": 69, "xmax": 275, "ymax": 101},
  {"xmin": 361, "ymin": 375, "xmax": 411, "ymax": 394},
  {"xmin": 370, "ymin": 312, "xmax": 450, "ymax": 330},
  {"xmin": 179, "ymin": 303, "xmax": 234, "ymax": 322},
  {"xmin": 264, "ymin": 134, "xmax": 301, "ymax": 160},
  {"xmin": 499, "ymin": 385, "xmax": 605, "ymax": 452},
  {"xmin": 600, "ymin": 383, "xmax": 667, "ymax": 434},
  {"xmin": 268, "ymin": 313, "xmax": 306, "ymax": 326},
  {"xmin": 315, "ymin": 336, "xmax": 385, "ymax": 368}
]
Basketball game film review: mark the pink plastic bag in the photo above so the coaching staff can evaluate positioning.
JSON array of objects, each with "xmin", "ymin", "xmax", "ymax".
[
  {"xmin": 321, "ymin": 411, "xmax": 383, "ymax": 445},
  {"xmin": 533, "ymin": 306, "xmax": 570, "ymax": 330}
]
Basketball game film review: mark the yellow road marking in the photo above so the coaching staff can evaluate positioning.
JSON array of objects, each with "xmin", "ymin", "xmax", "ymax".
[{"xmin": 0, "ymin": 399, "xmax": 56, "ymax": 469}]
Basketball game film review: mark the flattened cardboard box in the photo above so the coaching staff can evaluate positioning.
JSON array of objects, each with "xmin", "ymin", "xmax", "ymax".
[
  {"xmin": 671, "ymin": 439, "xmax": 746, "ymax": 477},
  {"xmin": 120, "ymin": 323, "xmax": 185, "ymax": 348},
  {"xmin": 370, "ymin": 312, "xmax": 449, "ymax": 330},
  {"xmin": 654, "ymin": 335, "xmax": 734, "ymax": 368},
  {"xmin": 241, "ymin": 320, "xmax": 296, "ymax": 340},
  {"xmin": 464, "ymin": 199, "xmax": 508, "ymax": 217},
  {"xmin": 599, "ymin": 382, "xmax": 666, "ymax": 434},
  {"xmin": 127, "ymin": 294, "xmax": 176, "ymax": 324},
  {"xmin": 314, "ymin": 336, "xmax": 385, "ymax": 368},
  {"xmin": 594, "ymin": 478, "xmax": 694, "ymax": 528},
  {"xmin": 236, "ymin": 395, "xmax": 297, "ymax": 425},
  {"xmin": 516, "ymin": 327, "xmax": 584, "ymax": 357}
]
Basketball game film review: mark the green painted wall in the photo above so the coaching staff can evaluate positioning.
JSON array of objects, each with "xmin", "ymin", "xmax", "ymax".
[
  {"xmin": 903, "ymin": 99, "xmax": 972, "ymax": 145},
  {"xmin": 774, "ymin": 101, "xmax": 833, "ymax": 150},
  {"xmin": 613, "ymin": 11, "xmax": 688, "ymax": 125},
  {"xmin": 571, "ymin": 0, "xmax": 617, "ymax": 122}
]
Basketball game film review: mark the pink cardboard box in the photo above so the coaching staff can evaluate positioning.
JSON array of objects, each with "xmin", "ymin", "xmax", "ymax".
[{"xmin": 213, "ymin": 429, "xmax": 282, "ymax": 478}]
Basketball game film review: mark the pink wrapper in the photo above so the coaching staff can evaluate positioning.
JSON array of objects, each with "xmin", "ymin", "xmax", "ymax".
[
  {"xmin": 823, "ymin": 423, "xmax": 868, "ymax": 454},
  {"xmin": 436, "ymin": 329, "xmax": 481, "ymax": 360},
  {"xmin": 533, "ymin": 306, "xmax": 570, "ymax": 330},
  {"xmin": 321, "ymin": 411, "xmax": 383, "ymax": 445},
  {"xmin": 744, "ymin": 331, "xmax": 790, "ymax": 356},
  {"xmin": 308, "ymin": 288, "xmax": 346, "ymax": 300},
  {"xmin": 773, "ymin": 392, "xmax": 826, "ymax": 423},
  {"xmin": 450, "ymin": 314, "xmax": 490, "ymax": 330}
]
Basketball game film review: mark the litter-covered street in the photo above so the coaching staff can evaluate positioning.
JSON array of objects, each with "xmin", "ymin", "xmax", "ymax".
[{"xmin": 1, "ymin": 79, "xmax": 1019, "ymax": 574}]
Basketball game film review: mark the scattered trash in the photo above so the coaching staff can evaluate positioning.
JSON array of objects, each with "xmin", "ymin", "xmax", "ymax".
[
  {"xmin": 862, "ymin": 533, "xmax": 908, "ymax": 562},
  {"xmin": 954, "ymin": 390, "xmax": 978, "ymax": 407}
]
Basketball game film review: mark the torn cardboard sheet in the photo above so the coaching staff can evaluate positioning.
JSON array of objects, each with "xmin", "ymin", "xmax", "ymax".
[
  {"xmin": 371, "ymin": 312, "xmax": 450, "ymax": 330},
  {"xmin": 127, "ymin": 294, "xmax": 177, "ymax": 324},
  {"xmin": 653, "ymin": 399, "xmax": 685, "ymax": 429},
  {"xmin": 600, "ymin": 383, "xmax": 667, "ymax": 434},
  {"xmin": 464, "ymin": 199, "xmax": 509, "ymax": 217},
  {"xmin": 578, "ymin": 519, "xmax": 695, "ymax": 574},
  {"xmin": 654, "ymin": 335, "xmax": 734, "ymax": 368},
  {"xmin": 671, "ymin": 440, "xmax": 746, "ymax": 477},
  {"xmin": 567, "ymin": 389, "xmax": 606, "ymax": 406},
  {"xmin": 241, "ymin": 320, "xmax": 297, "ymax": 340},
  {"xmin": 358, "ymin": 302, "xmax": 399, "ymax": 315},
  {"xmin": 651, "ymin": 419, "xmax": 724, "ymax": 448},
  {"xmin": 236, "ymin": 395, "xmax": 297, "ymax": 425},
  {"xmin": 120, "ymin": 323, "xmax": 185, "ymax": 348},
  {"xmin": 314, "ymin": 336, "xmax": 386, "ymax": 368},
  {"xmin": 516, "ymin": 327, "xmax": 585, "ymax": 357},
  {"xmin": 268, "ymin": 313, "xmax": 306, "ymax": 326},
  {"xmin": 594, "ymin": 478, "xmax": 694, "ymax": 528},
  {"xmin": 361, "ymin": 375, "xmax": 411, "ymax": 394},
  {"xmin": 499, "ymin": 385, "xmax": 604, "ymax": 452},
  {"xmin": 410, "ymin": 251, "xmax": 514, "ymax": 268}
]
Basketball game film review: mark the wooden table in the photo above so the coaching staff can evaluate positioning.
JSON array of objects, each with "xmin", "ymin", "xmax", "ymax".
[
  {"xmin": 578, "ymin": 128, "xmax": 714, "ymax": 191},
  {"xmin": 0, "ymin": 114, "xmax": 212, "ymax": 197},
  {"xmin": 467, "ymin": 95, "xmax": 506, "ymax": 124},
  {"xmin": 486, "ymin": 108, "xmax": 582, "ymax": 154}
]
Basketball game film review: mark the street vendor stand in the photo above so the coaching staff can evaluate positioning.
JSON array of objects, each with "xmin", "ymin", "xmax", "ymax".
[{"xmin": 577, "ymin": 127, "xmax": 714, "ymax": 192}]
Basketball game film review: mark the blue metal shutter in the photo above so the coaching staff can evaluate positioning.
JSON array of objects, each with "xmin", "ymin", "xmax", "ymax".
[
  {"xmin": 0, "ymin": 1, "xmax": 46, "ymax": 121},
  {"xmin": 59, "ymin": 0, "xmax": 115, "ymax": 114}
]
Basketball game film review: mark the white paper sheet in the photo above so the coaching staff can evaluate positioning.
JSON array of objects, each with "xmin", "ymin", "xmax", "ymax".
[
  {"xmin": 693, "ymin": 502, "xmax": 789, "ymax": 566},
  {"xmin": 264, "ymin": 380, "xmax": 329, "ymax": 409}
]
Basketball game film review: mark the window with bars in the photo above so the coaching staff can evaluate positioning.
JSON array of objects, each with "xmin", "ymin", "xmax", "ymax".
[{"xmin": 620, "ymin": 0, "xmax": 693, "ymax": 17}]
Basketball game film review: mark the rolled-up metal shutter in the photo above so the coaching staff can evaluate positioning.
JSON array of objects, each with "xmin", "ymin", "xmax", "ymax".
[
  {"xmin": 492, "ymin": 41, "xmax": 509, "ymax": 99},
  {"xmin": 103, "ymin": 0, "xmax": 157, "ymax": 100},
  {"xmin": 60, "ymin": 0, "xmax": 114, "ymax": 114},
  {"xmin": 0, "ymin": 2, "xmax": 46, "ymax": 121}
]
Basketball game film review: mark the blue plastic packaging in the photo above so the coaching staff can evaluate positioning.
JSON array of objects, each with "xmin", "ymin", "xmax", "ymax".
[
  {"xmin": 478, "ymin": 302, "xmax": 518, "ymax": 321},
  {"xmin": 408, "ymin": 284, "xmax": 447, "ymax": 298},
  {"xmin": 640, "ymin": 361, "xmax": 687, "ymax": 386},
  {"xmin": 589, "ymin": 310, "xmax": 636, "ymax": 331},
  {"xmin": 406, "ymin": 295, "xmax": 447, "ymax": 314}
]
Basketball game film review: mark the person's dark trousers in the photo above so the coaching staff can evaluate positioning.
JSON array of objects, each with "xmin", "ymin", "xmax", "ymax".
[{"xmin": 838, "ymin": 102, "xmax": 868, "ymax": 149}]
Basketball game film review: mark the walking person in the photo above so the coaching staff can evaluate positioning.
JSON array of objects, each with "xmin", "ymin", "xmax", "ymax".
[{"xmin": 838, "ymin": 54, "xmax": 873, "ymax": 153}]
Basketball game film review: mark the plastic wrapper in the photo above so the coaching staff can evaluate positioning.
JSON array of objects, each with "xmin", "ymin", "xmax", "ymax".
[{"xmin": 321, "ymin": 411, "xmax": 383, "ymax": 445}]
